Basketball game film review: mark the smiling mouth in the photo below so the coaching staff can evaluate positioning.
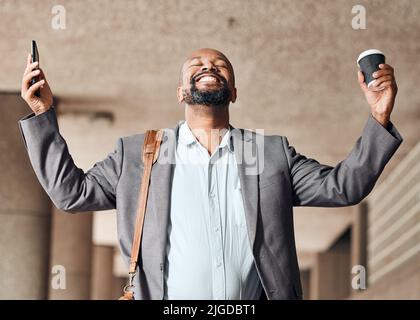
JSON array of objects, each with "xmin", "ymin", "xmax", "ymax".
[{"xmin": 194, "ymin": 73, "xmax": 222, "ymax": 84}]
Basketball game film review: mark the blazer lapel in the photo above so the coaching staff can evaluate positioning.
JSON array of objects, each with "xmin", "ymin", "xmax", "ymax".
[{"xmin": 231, "ymin": 127, "xmax": 260, "ymax": 252}]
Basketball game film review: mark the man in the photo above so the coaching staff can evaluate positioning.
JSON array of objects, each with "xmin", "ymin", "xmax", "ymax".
[{"xmin": 19, "ymin": 48, "xmax": 402, "ymax": 300}]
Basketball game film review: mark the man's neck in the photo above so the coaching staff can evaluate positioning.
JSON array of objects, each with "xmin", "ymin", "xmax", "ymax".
[{"xmin": 185, "ymin": 104, "xmax": 230, "ymax": 155}]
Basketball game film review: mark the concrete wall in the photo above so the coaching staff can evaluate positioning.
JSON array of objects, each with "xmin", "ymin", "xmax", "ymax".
[
  {"xmin": 354, "ymin": 143, "xmax": 420, "ymax": 299},
  {"xmin": 0, "ymin": 94, "xmax": 52, "ymax": 299}
]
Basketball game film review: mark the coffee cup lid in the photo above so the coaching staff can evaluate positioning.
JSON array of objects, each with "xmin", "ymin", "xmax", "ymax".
[{"xmin": 357, "ymin": 49, "xmax": 385, "ymax": 64}]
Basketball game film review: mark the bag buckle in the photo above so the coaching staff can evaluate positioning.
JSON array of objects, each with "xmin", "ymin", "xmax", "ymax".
[{"xmin": 123, "ymin": 271, "xmax": 137, "ymax": 294}]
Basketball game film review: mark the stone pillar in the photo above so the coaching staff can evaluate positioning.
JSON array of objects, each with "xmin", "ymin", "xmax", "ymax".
[
  {"xmin": 351, "ymin": 202, "xmax": 368, "ymax": 268},
  {"xmin": 300, "ymin": 270, "xmax": 311, "ymax": 300},
  {"xmin": 90, "ymin": 244, "xmax": 115, "ymax": 299},
  {"xmin": 350, "ymin": 202, "xmax": 368, "ymax": 297},
  {"xmin": 0, "ymin": 94, "xmax": 52, "ymax": 299},
  {"xmin": 48, "ymin": 207, "xmax": 93, "ymax": 299},
  {"xmin": 310, "ymin": 229, "xmax": 351, "ymax": 300}
]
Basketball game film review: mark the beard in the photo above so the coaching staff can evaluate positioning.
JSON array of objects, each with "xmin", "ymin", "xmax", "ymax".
[{"xmin": 183, "ymin": 75, "xmax": 231, "ymax": 107}]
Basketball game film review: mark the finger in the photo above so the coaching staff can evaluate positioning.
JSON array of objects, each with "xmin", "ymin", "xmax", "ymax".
[
  {"xmin": 40, "ymin": 80, "xmax": 51, "ymax": 95},
  {"xmin": 38, "ymin": 68, "xmax": 47, "ymax": 81},
  {"xmin": 373, "ymin": 75, "xmax": 394, "ymax": 87},
  {"xmin": 22, "ymin": 69, "xmax": 41, "ymax": 88},
  {"xmin": 23, "ymin": 55, "xmax": 31, "ymax": 76},
  {"xmin": 38, "ymin": 69, "xmax": 51, "ymax": 89},
  {"xmin": 21, "ymin": 69, "xmax": 41, "ymax": 93},
  {"xmin": 25, "ymin": 79, "xmax": 45, "ymax": 99},
  {"xmin": 358, "ymin": 71, "xmax": 369, "ymax": 92},
  {"xmin": 23, "ymin": 60, "xmax": 39, "ymax": 76},
  {"xmin": 378, "ymin": 63, "xmax": 394, "ymax": 73},
  {"xmin": 373, "ymin": 69, "xmax": 393, "ymax": 79},
  {"xmin": 358, "ymin": 70, "xmax": 368, "ymax": 85},
  {"xmin": 38, "ymin": 69, "xmax": 51, "ymax": 92},
  {"xmin": 23, "ymin": 69, "xmax": 41, "ymax": 83}
]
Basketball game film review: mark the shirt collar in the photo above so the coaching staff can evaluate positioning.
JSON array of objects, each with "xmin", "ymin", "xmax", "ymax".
[{"xmin": 178, "ymin": 121, "xmax": 234, "ymax": 153}]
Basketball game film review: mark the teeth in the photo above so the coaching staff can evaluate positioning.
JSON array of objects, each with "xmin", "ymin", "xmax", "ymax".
[{"xmin": 198, "ymin": 76, "xmax": 218, "ymax": 83}]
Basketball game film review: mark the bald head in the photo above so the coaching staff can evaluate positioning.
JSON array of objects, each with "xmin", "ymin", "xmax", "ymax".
[
  {"xmin": 181, "ymin": 48, "xmax": 233, "ymax": 76},
  {"xmin": 177, "ymin": 48, "xmax": 237, "ymax": 105}
]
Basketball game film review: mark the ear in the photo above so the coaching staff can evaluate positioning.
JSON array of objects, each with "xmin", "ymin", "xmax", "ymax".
[
  {"xmin": 230, "ymin": 87, "xmax": 237, "ymax": 103},
  {"xmin": 177, "ymin": 86, "xmax": 184, "ymax": 103}
]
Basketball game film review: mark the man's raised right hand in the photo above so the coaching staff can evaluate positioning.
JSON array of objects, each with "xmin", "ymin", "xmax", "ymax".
[{"xmin": 21, "ymin": 53, "xmax": 53, "ymax": 115}]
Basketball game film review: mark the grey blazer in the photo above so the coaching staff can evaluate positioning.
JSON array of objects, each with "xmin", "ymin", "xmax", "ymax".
[{"xmin": 18, "ymin": 107, "xmax": 403, "ymax": 300}]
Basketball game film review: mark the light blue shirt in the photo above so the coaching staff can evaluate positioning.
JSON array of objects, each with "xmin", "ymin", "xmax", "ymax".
[{"xmin": 164, "ymin": 121, "xmax": 262, "ymax": 300}]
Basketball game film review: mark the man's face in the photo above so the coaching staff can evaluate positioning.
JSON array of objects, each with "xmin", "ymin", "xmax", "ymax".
[{"xmin": 177, "ymin": 49, "xmax": 237, "ymax": 106}]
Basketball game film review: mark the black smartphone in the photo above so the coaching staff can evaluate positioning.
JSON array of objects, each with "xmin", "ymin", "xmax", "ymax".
[{"xmin": 31, "ymin": 40, "xmax": 40, "ymax": 97}]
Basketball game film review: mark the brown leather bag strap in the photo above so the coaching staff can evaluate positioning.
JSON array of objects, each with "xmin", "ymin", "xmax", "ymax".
[{"xmin": 121, "ymin": 129, "xmax": 163, "ymax": 299}]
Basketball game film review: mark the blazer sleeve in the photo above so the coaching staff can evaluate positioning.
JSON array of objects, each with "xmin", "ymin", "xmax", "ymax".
[
  {"xmin": 18, "ymin": 107, "xmax": 123, "ymax": 213},
  {"xmin": 282, "ymin": 114, "xmax": 403, "ymax": 207}
]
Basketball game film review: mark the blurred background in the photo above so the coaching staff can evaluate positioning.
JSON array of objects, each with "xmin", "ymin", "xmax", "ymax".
[{"xmin": 0, "ymin": 0, "xmax": 419, "ymax": 299}]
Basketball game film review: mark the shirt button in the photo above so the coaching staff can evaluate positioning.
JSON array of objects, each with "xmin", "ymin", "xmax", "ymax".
[{"xmin": 217, "ymin": 262, "xmax": 222, "ymax": 268}]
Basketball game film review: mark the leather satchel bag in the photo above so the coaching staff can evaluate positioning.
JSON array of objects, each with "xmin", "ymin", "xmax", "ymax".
[{"xmin": 119, "ymin": 129, "xmax": 163, "ymax": 300}]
